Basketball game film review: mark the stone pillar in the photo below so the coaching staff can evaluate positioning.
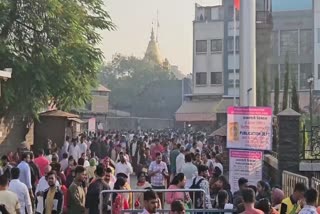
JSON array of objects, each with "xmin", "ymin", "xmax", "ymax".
[{"xmin": 277, "ymin": 108, "xmax": 301, "ymax": 185}]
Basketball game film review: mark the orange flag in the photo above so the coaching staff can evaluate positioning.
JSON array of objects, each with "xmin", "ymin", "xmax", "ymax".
[{"xmin": 234, "ymin": 0, "xmax": 240, "ymax": 10}]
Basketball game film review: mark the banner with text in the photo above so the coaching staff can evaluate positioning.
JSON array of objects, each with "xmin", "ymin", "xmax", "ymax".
[
  {"xmin": 229, "ymin": 149, "xmax": 263, "ymax": 193},
  {"xmin": 227, "ymin": 106, "xmax": 272, "ymax": 150}
]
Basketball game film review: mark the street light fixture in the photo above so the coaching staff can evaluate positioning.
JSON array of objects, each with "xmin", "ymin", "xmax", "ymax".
[{"xmin": 307, "ymin": 75, "xmax": 314, "ymax": 126}]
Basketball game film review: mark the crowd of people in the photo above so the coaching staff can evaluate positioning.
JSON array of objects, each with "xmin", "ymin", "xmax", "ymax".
[{"xmin": 0, "ymin": 130, "xmax": 319, "ymax": 214}]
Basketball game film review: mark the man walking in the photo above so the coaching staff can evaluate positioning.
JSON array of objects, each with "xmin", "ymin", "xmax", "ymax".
[
  {"xmin": 68, "ymin": 166, "xmax": 86, "ymax": 213},
  {"xmin": 299, "ymin": 188, "xmax": 318, "ymax": 214},
  {"xmin": 0, "ymin": 155, "xmax": 13, "ymax": 180},
  {"xmin": 0, "ymin": 175, "xmax": 20, "ymax": 214},
  {"xmin": 85, "ymin": 165, "xmax": 110, "ymax": 214},
  {"xmin": 242, "ymin": 188, "xmax": 263, "ymax": 214},
  {"xmin": 148, "ymin": 152, "xmax": 168, "ymax": 205},
  {"xmin": 34, "ymin": 149, "xmax": 50, "ymax": 177},
  {"xmin": 141, "ymin": 190, "xmax": 158, "ymax": 214},
  {"xmin": 115, "ymin": 152, "xmax": 133, "ymax": 183},
  {"xmin": 43, "ymin": 171, "xmax": 64, "ymax": 214},
  {"xmin": 18, "ymin": 153, "xmax": 34, "ymax": 205},
  {"xmin": 181, "ymin": 153, "xmax": 198, "ymax": 188},
  {"xmin": 8, "ymin": 168, "xmax": 33, "ymax": 214},
  {"xmin": 280, "ymin": 183, "xmax": 307, "ymax": 214},
  {"xmin": 176, "ymin": 146, "xmax": 185, "ymax": 174}
]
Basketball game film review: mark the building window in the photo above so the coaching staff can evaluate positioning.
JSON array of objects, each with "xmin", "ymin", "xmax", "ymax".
[
  {"xmin": 280, "ymin": 30, "xmax": 298, "ymax": 56},
  {"xmin": 279, "ymin": 65, "xmax": 286, "ymax": 90},
  {"xmin": 291, "ymin": 64, "xmax": 298, "ymax": 86},
  {"xmin": 271, "ymin": 64, "xmax": 279, "ymax": 90},
  {"xmin": 256, "ymin": 0, "xmax": 267, "ymax": 11},
  {"xmin": 272, "ymin": 31, "xmax": 279, "ymax": 56},
  {"xmin": 196, "ymin": 40, "xmax": 207, "ymax": 54},
  {"xmin": 211, "ymin": 39, "xmax": 222, "ymax": 52},
  {"xmin": 211, "ymin": 72, "xmax": 222, "ymax": 84},
  {"xmin": 300, "ymin": 63, "xmax": 312, "ymax": 89},
  {"xmin": 279, "ymin": 64, "xmax": 298, "ymax": 90},
  {"xmin": 196, "ymin": 72, "xmax": 207, "ymax": 85},
  {"xmin": 300, "ymin": 29, "xmax": 312, "ymax": 56},
  {"xmin": 228, "ymin": 6, "xmax": 234, "ymax": 19},
  {"xmin": 204, "ymin": 7, "xmax": 212, "ymax": 21},
  {"xmin": 228, "ymin": 79, "xmax": 240, "ymax": 88},
  {"xmin": 227, "ymin": 36, "xmax": 239, "ymax": 52},
  {"xmin": 228, "ymin": 69, "xmax": 240, "ymax": 73}
]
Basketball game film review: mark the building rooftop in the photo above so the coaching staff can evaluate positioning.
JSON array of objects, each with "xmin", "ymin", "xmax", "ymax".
[
  {"xmin": 95, "ymin": 84, "xmax": 111, "ymax": 92},
  {"xmin": 39, "ymin": 110, "xmax": 79, "ymax": 118}
]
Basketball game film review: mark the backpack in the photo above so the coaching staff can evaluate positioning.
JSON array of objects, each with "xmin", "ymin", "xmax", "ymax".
[
  {"xmin": 0, "ymin": 204, "xmax": 9, "ymax": 214},
  {"xmin": 189, "ymin": 177, "xmax": 205, "ymax": 208}
]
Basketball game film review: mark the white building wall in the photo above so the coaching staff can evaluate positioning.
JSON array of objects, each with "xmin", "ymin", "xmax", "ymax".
[
  {"xmin": 193, "ymin": 20, "xmax": 224, "ymax": 95},
  {"xmin": 227, "ymin": 20, "xmax": 240, "ymax": 97},
  {"xmin": 314, "ymin": 0, "xmax": 320, "ymax": 90}
]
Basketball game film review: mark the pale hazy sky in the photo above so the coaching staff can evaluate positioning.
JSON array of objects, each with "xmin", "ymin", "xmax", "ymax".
[
  {"xmin": 99, "ymin": 0, "xmax": 312, "ymax": 75},
  {"xmin": 99, "ymin": 0, "xmax": 216, "ymax": 74}
]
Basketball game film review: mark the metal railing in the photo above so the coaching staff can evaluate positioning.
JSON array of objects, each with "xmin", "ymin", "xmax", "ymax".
[
  {"xmin": 282, "ymin": 170, "xmax": 309, "ymax": 197},
  {"xmin": 99, "ymin": 189, "xmax": 206, "ymax": 214},
  {"xmin": 311, "ymin": 177, "xmax": 320, "ymax": 205},
  {"xmin": 120, "ymin": 208, "xmax": 236, "ymax": 214}
]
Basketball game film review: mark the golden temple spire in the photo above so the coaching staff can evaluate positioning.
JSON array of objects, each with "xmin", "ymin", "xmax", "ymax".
[{"xmin": 144, "ymin": 26, "xmax": 163, "ymax": 65}]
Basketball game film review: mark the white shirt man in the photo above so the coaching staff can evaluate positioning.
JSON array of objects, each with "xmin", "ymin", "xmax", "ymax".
[
  {"xmin": 17, "ymin": 156, "xmax": 32, "ymax": 190},
  {"xmin": 59, "ymin": 154, "xmax": 69, "ymax": 172},
  {"xmin": 60, "ymin": 137, "xmax": 70, "ymax": 158},
  {"xmin": 9, "ymin": 177, "xmax": 33, "ymax": 214},
  {"xmin": 79, "ymin": 141, "xmax": 88, "ymax": 156},
  {"xmin": 182, "ymin": 154, "xmax": 198, "ymax": 188},
  {"xmin": 69, "ymin": 142, "xmax": 81, "ymax": 161},
  {"xmin": 176, "ymin": 147, "xmax": 185, "ymax": 173},
  {"xmin": 115, "ymin": 152, "xmax": 133, "ymax": 183},
  {"xmin": 197, "ymin": 140, "xmax": 203, "ymax": 152}
]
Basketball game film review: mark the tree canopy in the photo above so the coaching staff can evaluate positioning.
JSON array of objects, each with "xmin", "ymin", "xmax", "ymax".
[
  {"xmin": 0, "ymin": 0, "xmax": 114, "ymax": 117},
  {"xmin": 99, "ymin": 54, "xmax": 176, "ymax": 111}
]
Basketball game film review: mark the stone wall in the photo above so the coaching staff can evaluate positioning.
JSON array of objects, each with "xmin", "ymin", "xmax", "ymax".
[
  {"xmin": 81, "ymin": 114, "xmax": 174, "ymax": 131},
  {"xmin": 0, "ymin": 116, "xmax": 34, "ymax": 155}
]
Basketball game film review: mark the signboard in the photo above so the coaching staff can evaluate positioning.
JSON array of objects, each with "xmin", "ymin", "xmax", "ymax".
[
  {"xmin": 227, "ymin": 106, "xmax": 272, "ymax": 151},
  {"xmin": 88, "ymin": 117, "xmax": 96, "ymax": 132},
  {"xmin": 229, "ymin": 149, "xmax": 263, "ymax": 193}
]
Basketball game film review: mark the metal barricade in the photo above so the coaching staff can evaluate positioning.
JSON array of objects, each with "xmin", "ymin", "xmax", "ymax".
[
  {"xmin": 120, "ymin": 208, "xmax": 236, "ymax": 214},
  {"xmin": 99, "ymin": 189, "xmax": 206, "ymax": 214},
  {"xmin": 311, "ymin": 177, "xmax": 320, "ymax": 205},
  {"xmin": 282, "ymin": 170, "xmax": 309, "ymax": 197}
]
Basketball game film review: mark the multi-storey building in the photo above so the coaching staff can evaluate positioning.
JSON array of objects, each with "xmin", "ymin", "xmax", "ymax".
[
  {"xmin": 269, "ymin": 3, "xmax": 317, "ymax": 111},
  {"xmin": 176, "ymin": 0, "xmax": 272, "ymax": 129},
  {"xmin": 314, "ymin": 0, "xmax": 320, "ymax": 90}
]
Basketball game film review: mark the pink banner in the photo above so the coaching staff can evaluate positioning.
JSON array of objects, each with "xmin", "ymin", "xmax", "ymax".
[{"xmin": 227, "ymin": 106, "xmax": 272, "ymax": 151}]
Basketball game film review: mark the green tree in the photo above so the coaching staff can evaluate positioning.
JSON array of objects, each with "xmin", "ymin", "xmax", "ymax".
[
  {"xmin": 282, "ymin": 58, "xmax": 290, "ymax": 110},
  {"xmin": 291, "ymin": 77, "xmax": 300, "ymax": 112},
  {"xmin": 0, "ymin": 0, "xmax": 114, "ymax": 117},
  {"xmin": 274, "ymin": 76, "xmax": 280, "ymax": 115},
  {"xmin": 99, "ymin": 54, "xmax": 176, "ymax": 111}
]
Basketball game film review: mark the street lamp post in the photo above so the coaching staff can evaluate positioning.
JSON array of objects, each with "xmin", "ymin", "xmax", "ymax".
[{"xmin": 307, "ymin": 76, "xmax": 314, "ymax": 126}]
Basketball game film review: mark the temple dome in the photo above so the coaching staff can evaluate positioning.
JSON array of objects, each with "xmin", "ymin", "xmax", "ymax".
[{"xmin": 144, "ymin": 28, "xmax": 163, "ymax": 65}]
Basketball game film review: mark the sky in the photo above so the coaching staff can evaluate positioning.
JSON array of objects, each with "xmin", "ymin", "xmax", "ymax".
[
  {"xmin": 99, "ymin": 0, "xmax": 313, "ymax": 75},
  {"xmin": 99, "ymin": 0, "xmax": 218, "ymax": 75},
  {"xmin": 273, "ymin": 0, "xmax": 312, "ymax": 11}
]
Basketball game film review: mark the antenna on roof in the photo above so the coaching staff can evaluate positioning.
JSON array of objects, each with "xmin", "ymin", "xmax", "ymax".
[{"xmin": 156, "ymin": 10, "xmax": 160, "ymax": 42}]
